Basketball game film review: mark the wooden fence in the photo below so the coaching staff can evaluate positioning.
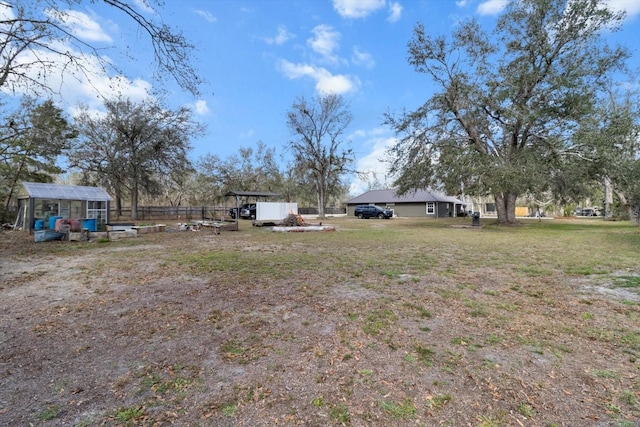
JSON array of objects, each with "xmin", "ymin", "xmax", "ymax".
[{"xmin": 109, "ymin": 206, "xmax": 346, "ymax": 221}]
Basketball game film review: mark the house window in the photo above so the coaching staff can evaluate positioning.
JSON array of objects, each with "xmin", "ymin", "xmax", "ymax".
[{"xmin": 426, "ymin": 202, "xmax": 435, "ymax": 214}]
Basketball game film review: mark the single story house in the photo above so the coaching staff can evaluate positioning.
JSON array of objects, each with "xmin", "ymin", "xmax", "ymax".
[
  {"xmin": 346, "ymin": 188, "xmax": 466, "ymax": 218},
  {"xmin": 16, "ymin": 182, "xmax": 112, "ymax": 232}
]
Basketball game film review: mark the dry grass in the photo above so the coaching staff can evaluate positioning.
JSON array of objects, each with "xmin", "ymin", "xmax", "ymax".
[{"xmin": 1, "ymin": 216, "xmax": 639, "ymax": 426}]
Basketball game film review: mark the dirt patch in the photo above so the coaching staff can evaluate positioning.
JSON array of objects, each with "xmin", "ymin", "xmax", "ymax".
[
  {"xmin": 1, "ymin": 226, "xmax": 639, "ymax": 426},
  {"xmin": 573, "ymin": 273, "xmax": 640, "ymax": 303}
]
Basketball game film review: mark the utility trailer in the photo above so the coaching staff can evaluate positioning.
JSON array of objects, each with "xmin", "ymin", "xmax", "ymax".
[{"xmin": 253, "ymin": 202, "xmax": 298, "ymax": 226}]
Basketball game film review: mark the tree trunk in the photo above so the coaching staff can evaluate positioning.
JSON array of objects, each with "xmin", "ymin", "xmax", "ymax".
[
  {"xmin": 317, "ymin": 188, "xmax": 325, "ymax": 218},
  {"xmin": 494, "ymin": 192, "xmax": 518, "ymax": 224},
  {"xmin": 317, "ymin": 175, "xmax": 326, "ymax": 218},
  {"xmin": 614, "ymin": 189, "xmax": 632, "ymax": 221},
  {"xmin": 603, "ymin": 177, "xmax": 613, "ymax": 219},
  {"xmin": 130, "ymin": 184, "xmax": 138, "ymax": 220},
  {"xmin": 114, "ymin": 186, "xmax": 122, "ymax": 217},
  {"xmin": 4, "ymin": 150, "xmax": 29, "ymax": 212}
]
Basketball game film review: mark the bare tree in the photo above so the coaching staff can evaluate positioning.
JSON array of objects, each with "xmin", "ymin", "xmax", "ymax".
[
  {"xmin": 286, "ymin": 94, "xmax": 354, "ymax": 218},
  {"xmin": 0, "ymin": 0, "xmax": 201, "ymax": 97},
  {"xmin": 70, "ymin": 96, "xmax": 203, "ymax": 220},
  {"xmin": 192, "ymin": 142, "xmax": 284, "ymax": 205}
]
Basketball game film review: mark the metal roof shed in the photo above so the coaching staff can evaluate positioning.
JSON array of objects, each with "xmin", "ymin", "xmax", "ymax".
[{"xmin": 16, "ymin": 182, "xmax": 112, "ymax": 232}]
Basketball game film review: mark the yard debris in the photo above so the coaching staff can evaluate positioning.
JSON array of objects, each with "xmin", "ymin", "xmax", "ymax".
[
  {"xmin": 280, "ymin": 213, "xmax": 307, "ymax": 227},
  {"xmin": 177, "ymin": 222, "xmax": 202, "ymax": 231},
  {"xmin": 272, "ymin": 225, "xmax": 335, "ymax": 232},
  {"xmin": 273, "ymin": 213, "xmax": 334, "ymax": 232}
]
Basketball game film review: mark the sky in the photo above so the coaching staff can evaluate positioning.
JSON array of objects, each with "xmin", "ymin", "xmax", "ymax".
[{"xmin": 3, "ymin": 0, "xmax": 640, "ymax": 196}]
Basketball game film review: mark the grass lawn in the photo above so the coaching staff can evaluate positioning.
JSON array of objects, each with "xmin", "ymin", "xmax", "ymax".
[{"xmin": 1, "ymin": 216, "xmax": 639, "ymax": 426}]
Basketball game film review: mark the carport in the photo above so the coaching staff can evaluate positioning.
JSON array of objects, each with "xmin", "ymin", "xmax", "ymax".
[{"xmin": 224, "ymin": 190, "xmax": 281, "ymax": 229}]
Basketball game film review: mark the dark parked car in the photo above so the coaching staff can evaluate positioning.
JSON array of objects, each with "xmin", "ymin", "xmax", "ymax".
[
  {"xmin": 229, "ymin": 203, "xmax": 256, "ymax": 219},
  {"xmin": 354, "ymin": 205, "xmax": 393, "ymax": 219}
]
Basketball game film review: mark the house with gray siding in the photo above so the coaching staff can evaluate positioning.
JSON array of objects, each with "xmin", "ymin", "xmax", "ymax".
[{"xmin": 346, "ymin": 189, "xmax": 466, "ymax": 218}]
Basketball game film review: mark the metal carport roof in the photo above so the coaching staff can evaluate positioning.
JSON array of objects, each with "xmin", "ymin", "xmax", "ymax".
[{"xmin": 224, "ymin": 191, "xmax": 281, "ymax": 198}]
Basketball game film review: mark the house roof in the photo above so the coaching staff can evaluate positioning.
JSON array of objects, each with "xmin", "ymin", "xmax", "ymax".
[
  {"xmin": 19, "ymin": 182, "xmax": 113, "ymax": 201},
  {"xmin": 346, "ymin": 189, "xmax": 463, "ymax": 205}
]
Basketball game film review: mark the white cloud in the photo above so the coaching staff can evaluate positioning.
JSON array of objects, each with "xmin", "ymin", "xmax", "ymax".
[
  {"xmin": 0, "ymin": 2, "xmax": 173, "ymax": 119},
  {"xmin": 265, "ymin": 25, "xmax": 294, "ymax": 45},
  {"xmin": 474, "ymin": 0, "xmax": 640, "ymax": 20},
  {"xmin": 96, "ymin": 75, "xmax": 151, "ymax": 101},
  {"xmin": 1, "ymin": 25, "xmax": 151, "ymax": 115},
  {"xmin": 133, "ymin": 0, "xmax": 156, "ymax": 15},
  {"xmin": 67, "ymin": 105, "xmax": 107, "ymax": 122},
  {"xmin": 67, "ymin": 75, "xmax": 152, "ymax": 118},
  {"xmin": 352, "ymin": 47, "xmax": 375, "ymax": 69},
  {"xmin": 316, "ymin": 71, "xmax": 359, "ymax": 94},
  {"xmin": 307, "ymin": 24, "xmax": 341, "ymax": 62},
  {"xmin": 603, "ymin": 0, "xmax": 640, "ymax": 18},
  {"xmin": 387, "ymin": 2, "xmax": 403, "ymax": 23},
  {"xmin": 279, "ymin": 60, "xmax": 316, "ymax": 79},
  {"xmin": 333, "ymin": 0, "xmax": 386, "ymax": 19},
  {"xmin": 456, "ymin": 0, "xmax": 469, "ymax": 7},
  {"xmin": 193, "ymin": 99, "xmax": 210, "ymax": 115},
  {"xmin": 46, "ymin": 9, "xmax": 112, "ymax": 43},
  {"xmin": 194, "ymin": 9, "xmax": 217, "ymax": 23},
  {"xmin": 350, "ymin": 132, "xmax": 397, "ymax": 195},
  {"xmin": 278, "ymin": 59, "xmax": 359, "ymax": 95},
  {"xmin": 349, "ymin": 127, "xmax": 386, "ymax": 141},
  {"xmin": 0, "ymin": 3, "xmax": 14, "ymax": 20},
  {"xmin": 477, "ymin": 0, "xmax": 508, "ymax": 16}
]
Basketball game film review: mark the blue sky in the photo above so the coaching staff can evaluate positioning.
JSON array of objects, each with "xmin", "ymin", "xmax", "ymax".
[{"xmin": 3, "ymin": 0, "xmax": 640, "ymax": 195}]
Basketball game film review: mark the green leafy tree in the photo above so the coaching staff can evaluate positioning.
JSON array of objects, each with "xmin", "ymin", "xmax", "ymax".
[
  {"xmin": 70, "ymin": 97, "xmax": 202, "ymax": 220},
  {"xmin": 385, "ymin": 0, "xmax": 629, "ymax": 224},
  {"xmin": 0, "ymin": 98, "xmax": 75, "ymax": 221},
  {"xmin": 572, "ymin": 92, "xmax": 640, "ymax": 219},
  {"xmin": 617, "ymin": 161, "xmax": 640, "ymax": 223},
  {"xmin": 286, "ymin": 94, "xmax": 354, "ymax": 218}
]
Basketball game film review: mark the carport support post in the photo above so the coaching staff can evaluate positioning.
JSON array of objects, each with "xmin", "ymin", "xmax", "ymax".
[
  {"xmin": 28, "ymin": 198, "xmax": 35, "ymax": 233},
  {"xmin": 234, "ymin": 195, "xmax": 239, "ymax": 229}
]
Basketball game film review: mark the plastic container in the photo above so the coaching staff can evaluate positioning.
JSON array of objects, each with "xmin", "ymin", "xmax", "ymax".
[
  {"xmin": 82, "ymin": 218, "xmax": 97, "ymax": 232},
  {"xmin": 49, "ymin": 216, "xmax": 62, "ymax": 230},
  {"xmin": 69, "ymin": 218, "xmax": 82, "ymax": 232},
  {"xmin": 34, "ymin": 219, "xmax": 45, "ymax": 231},
  {"xmin": 55, "ymin": 218, "xmax": 69, "ymax": 231}
]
